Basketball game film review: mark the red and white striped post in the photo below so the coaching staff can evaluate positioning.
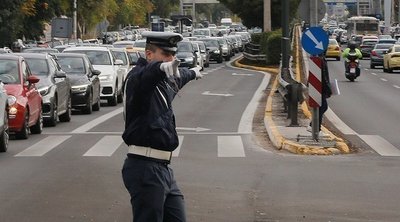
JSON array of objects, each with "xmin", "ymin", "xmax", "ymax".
[{"xmin": 308, "ymin": 56, "xmax": 322, "ymax": 140}]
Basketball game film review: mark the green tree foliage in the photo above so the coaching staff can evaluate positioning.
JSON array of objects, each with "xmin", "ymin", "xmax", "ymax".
[
  {"xmin": 150, "ymin": 0, "xmax": 179, "ymax": 18},
  {"xmin": 0, "ymin": 0, "xmax": 23, "ymax": 47},
  {"xmin": 113, "ymin": 0, "xmax": 154, "ymax": 27},
  {"xmin": 195, "ymin": 3, "xmax": 230, "ymax": 24},
  {"xmin": 218, "ymin": 0, "xmax": 301, "ymax": 29}
]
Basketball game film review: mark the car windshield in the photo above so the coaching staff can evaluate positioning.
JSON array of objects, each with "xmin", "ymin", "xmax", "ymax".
[
  {"xmin": 202, "ymin": 39, "xmax": 219, "ymax": 47},
  {"xmin": 71, "ymin": 50, "xmax": 111, "ymax": 65},
  {"xmin": 197, "ymin": 43, "xmax": 206, "ymax": 51},
  {"xmin": 0, "ymin": 60, "xmax": 20, "ymax": 84},
  {"xmin": 25, "ymin": 58, "xmax": 49, "ymax": 76},
  {"xmin": 111, "ymin": 51, "xmax": 128, "ymax": 65},
  {"xmin": 128, "ymin": 52, "xmax": 140, "ymax": 64},
  {"xmin": 363, "ymin": 41, "xmax": 378, "ymax": 45},
  {"xmin": 329, "ymin": 39, "xmax": 338, "ymax": 45},
  {"xmin": 177, "ymin": 42, "xmax": 192, "ymax": 52},
  {"xmin": 193, "ymin": 29, "xmax": 210, "ymax": 36},
  {"xmin": 57, "ymin": 57, "xmax": 86, "ymax": 74}
]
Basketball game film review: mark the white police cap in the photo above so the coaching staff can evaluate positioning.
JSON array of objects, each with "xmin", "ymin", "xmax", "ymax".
[{"xmin": 141, "ymin": 31, "xmax": 183, "ymax": 52}]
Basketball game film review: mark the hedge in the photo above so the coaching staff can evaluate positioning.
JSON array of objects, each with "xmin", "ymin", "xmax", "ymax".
[{"xmin": 266, "ymin": 29, "xmax": 282, "ymax": 65}]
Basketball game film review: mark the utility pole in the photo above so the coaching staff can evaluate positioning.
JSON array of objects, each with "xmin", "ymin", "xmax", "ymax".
[
  {"xmin": 264, "ymin": 0, "xmax": 271, "ymax": 32},
  {"xmin": 281, "ymin": 0, "xmax": 290, "ymax": 72},
  {"xmin": 384, "ymin": 0, "xmax": 391, "ymax": 34},
  {"xmin": 192, "ymin": 0, "xmax": 196, "ymax": 27},
  {"xmin": 73, "ymin": 0, "xmax": 77, "ymax": 40}
]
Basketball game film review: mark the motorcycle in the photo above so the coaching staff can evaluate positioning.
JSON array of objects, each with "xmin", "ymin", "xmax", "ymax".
[{"xmin": 345, "ymin": 52, "xmax": 360, "ymax": 82}]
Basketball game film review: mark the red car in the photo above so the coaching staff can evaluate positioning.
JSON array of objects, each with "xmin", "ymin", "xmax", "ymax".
[{"xmin": 0, "ymin": 55, "xmax": 43, "ymax": 139}]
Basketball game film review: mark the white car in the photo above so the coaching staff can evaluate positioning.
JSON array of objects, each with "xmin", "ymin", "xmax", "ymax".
[
  {"xmin": 110, "ymin": 48, "xmax": 132, "ymax": 82},
  {"xmin": 64, "ymin": 46, "xmax": 124, "ymax": 106},
  {"xmin": 191, "ymin": 42, "xmax": 204, "ymax": 70},
  {"xmin": 0, "ymin": 81, "xmax": 8, "ymax": 152}
]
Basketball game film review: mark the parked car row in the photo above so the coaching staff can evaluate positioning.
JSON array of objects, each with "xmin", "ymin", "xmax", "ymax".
[{"xmin": 0, "ymin": 44, "xmax": 136, "ymax": 152}]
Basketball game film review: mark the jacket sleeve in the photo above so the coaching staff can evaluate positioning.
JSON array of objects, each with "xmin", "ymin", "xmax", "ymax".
[
  {"xmin": 356, "ymin": 49, "xmax": 363, "ymax": 59},
  {"xmin": 174, "ymin": 68, "xmax": 196, "ymax": 89},
  {"xmin": 342, "ymin": 48, "xmax": 349, "ymax": 58}
]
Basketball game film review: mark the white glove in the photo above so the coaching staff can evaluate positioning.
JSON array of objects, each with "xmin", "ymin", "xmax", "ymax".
[
  {"xmin": 160, "ymin": 59, "xmax": 180, "ymax": 78},
  {"xmin": 190, "ymin": 66, "xmax": 203, "ymax": 80}
]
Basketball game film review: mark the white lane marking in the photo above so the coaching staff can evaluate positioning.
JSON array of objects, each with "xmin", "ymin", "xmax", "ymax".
[
  {"xmin": 71, "ymin": 107, "xmax": 123, "ymax": 133},
  {"xmin": 238, "ymin": 72, "xmax": 270, "ymax": 133},
  {"xmin": 325, "ymin": 108, "xmax": 357, "ymax": 135},
  {"xmin": 15, "ymin": 136, "xmax": 71, "ymax": 156},
  {"xmin": 365, "ymin": 69, "xmax": 369, "ymax": 71},
  {"xmin": 371, "ymin": 73, "xmax": 377, "ymax": 76},
  {"xmin": 176, "ymin": 127, "xmax": 210, "ymax": 132},
  {"xmin": 83, "ymin": 136, "xmax": 123, "ymax": 156},
  {"xmin": 394, "ymin": 85, "xmax": 400, "ymax": 89},
  {"xmin": 380, "ymin": 78, "xmax": 388, "ymax": 82},
  {"xmin": 218, "ymin": 136, "xmax": 245, "ymax": 157},
  {"xmin": 202, "ymin": 91, "xmax": 234, "ymax": 97},
  {"xmin": 172, "ymin": 136, "xmax": 184, "ymax": 157},
  {"xmin": 232, "ymin": 73, "xmax": 254, "ymax": 76},
  {"xmin": 359, "ymin": 135, "xmax": 400, "ymax": 156}
]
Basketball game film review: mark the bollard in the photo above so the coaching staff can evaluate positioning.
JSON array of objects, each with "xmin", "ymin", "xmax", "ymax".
[{"xmin": 289, "ymin": 82, "xmax": 300, "ymax": 126}]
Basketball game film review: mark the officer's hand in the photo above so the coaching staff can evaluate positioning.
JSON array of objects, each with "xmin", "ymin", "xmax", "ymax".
[
  {"xmin": 190, "ymin": 66, "xmax": 203, "ymax": 80},
  {"xmin": 160, "ymin": 59, "xmax": 180, "ymax": 78}
]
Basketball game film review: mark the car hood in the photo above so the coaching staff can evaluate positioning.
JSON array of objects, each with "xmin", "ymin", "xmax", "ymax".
[
  {"xmin": 36, "ymin": 76, "xmax": 53, "ymax": 89},
  {"xmin": 207, "ymin": 46, "xmax": 219, "ymax": 51},
  {"xmin": 92, "ymin": 65, "xmax": 115, "ymax": 76},
  {"xmin": 176, "ymin": 52, "xmax": 194, "ymax": 59},
  {"xmin": 67, "ymin": 75, "xmax": 90, "ymax": 86}
]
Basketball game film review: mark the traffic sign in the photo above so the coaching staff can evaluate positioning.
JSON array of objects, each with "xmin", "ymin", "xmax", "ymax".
[{"xmin": 301, "ymin": 27, "xmax": 329, "ymax": 55}]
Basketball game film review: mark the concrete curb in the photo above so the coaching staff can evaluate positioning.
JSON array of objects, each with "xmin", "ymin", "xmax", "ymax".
[{"xmin": 234, "ymin": 58, "xmax": 350, "ymax": 155}]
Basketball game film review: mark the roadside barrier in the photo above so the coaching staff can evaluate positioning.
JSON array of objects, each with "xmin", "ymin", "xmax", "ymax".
[{"xmin": 242, "ymin": 43, "xmax": 266, "ymax": 61}]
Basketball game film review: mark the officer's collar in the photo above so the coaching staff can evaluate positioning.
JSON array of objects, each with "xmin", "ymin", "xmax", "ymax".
[{"xmin": 137, "ymin": 57, "xmax": 148, "ymax": 66}]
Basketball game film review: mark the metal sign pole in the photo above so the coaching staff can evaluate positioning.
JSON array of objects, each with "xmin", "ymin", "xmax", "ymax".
[{"xmin": 312, "ymin": 107, "xmax": 319, "ymax": 141}]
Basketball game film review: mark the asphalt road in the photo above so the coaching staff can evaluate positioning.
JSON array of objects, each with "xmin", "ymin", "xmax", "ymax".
[
  {"xmin": 326, "ymin": 56, "xmax": 400, "ymax": 155},
  {"xmin": 1, "ymin": 55, "xmax": 400, "ymax": 222}
]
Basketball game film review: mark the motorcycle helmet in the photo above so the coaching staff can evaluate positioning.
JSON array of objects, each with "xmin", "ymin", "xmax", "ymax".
[{"xmin": 348, "ymin": 41, "xmax": 356, "ymax": 50}]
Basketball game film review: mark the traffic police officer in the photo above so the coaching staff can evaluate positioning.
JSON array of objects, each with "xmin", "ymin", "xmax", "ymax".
[{"xmin": 121, "ymin": 31, "xmax": 202, "ymax": 222}]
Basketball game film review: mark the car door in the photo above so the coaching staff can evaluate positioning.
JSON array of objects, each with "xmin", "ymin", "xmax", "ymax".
[
  {"xmin": 49, "ymin": 58, "xmax": 69, "ymax": 113},
  {"xmin": 22, "ymin": 60, "xmax": 41, "ymax": 123},
  {"xmin": 87, "ymin": 59, "xmax": 100, "ymax": 102}
]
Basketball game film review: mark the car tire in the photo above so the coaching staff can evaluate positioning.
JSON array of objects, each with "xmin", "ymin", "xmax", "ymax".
[
  {"xmin": 82, "ymin": 92, "xmax": 93, "ymax": 114},
  {"xmin": 225, "ymin": 56, "xmax": 230, "ymax": 61},
  {"xmin": 92, "ymin": 93, "xmax": 101, "ymax": 111},
  {"xmin": 30, "ymin": 111, "xmax": 43, "ymax": 134},
  {"xmin": 117, "ymin": 91, "xmax": 123, "ymax": 103},
  {"xmin": 45, "ymin": 99, "xmax": 58, "ymax": 127},
  {"xmin": 16, "ymin": 111, "xmax": 29, "ymax": 139},
  {"xmin": 336, "ymin": 57, "xmax": 340, "ymax": 61},
  {"xmin": 0, "ymin": 110, "xmax": 9, "ymax": 152},
  {"xmin": 59, "ymin": 96, "xmax": 71, "ymax": 122},
  {"xmin": 205, "ymin": 62, "xmax": 209, "ymax": 68},
  {"xmin": 217, "ymin": 57, "xmax": 223, "ymax": 63},
  {"xmin": 370, "ymin": 64, "xmax": 375, "ymax": 69}
]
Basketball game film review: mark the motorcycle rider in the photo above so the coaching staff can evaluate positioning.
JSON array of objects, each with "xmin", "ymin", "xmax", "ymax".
[{"xmin": 342, "ymin": 40, "xmax": 362, "ymax": 74}]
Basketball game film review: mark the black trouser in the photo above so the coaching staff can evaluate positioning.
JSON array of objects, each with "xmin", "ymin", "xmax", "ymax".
[{"xmin": 122, "ymin": 156, "xmax": 186, "ymax": 222}]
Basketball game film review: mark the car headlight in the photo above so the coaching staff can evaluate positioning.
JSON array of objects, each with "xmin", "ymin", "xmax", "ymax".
[
  {"xmin": 71, "ymin": 84, "xmax": 89, "ymax": 93},
  {"xmin": 7, "ymin": 95, "xmax": 17, "ymax": 106},
  {"xmin": 39, "ymin": 86, "xmax": 50, "ymax": 96},
  {"xmin": 99, "ymin": 75, "xmax": 114, "ymax": 81},
  {"xmin": 213, "ymin": 50, "xmax": 220, "ymax": 54}
]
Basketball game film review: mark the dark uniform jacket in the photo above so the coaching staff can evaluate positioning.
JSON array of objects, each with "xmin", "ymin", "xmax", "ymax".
[
  {"xmin": 122, "ymin": 57, "xmax": 196, "ymax": 151},
  {"xmin": 321, "ymin": 56, "xmax": 332, "ymax": 98}
]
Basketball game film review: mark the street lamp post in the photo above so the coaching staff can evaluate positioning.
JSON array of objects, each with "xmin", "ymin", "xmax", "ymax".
[{"xmin": 73, "ymin": 0, "xmax": 77, "ymax": 40}]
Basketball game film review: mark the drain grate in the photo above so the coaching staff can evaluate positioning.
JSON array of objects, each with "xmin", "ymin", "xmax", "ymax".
[{"xmin": 295, "ymin": 134, "xmax": 337, "ymax": 147}]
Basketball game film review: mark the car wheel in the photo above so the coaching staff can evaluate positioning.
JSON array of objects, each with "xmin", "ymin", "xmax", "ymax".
[
  {"xmin": 217, "ymin": 57, "xmax": 223, "ymax": 63},
  {"xmin": 59, "ymin": 96, "xmax": 71, "ymax": 122},
  {"xmin": 336, "ymin": 57, "xmax": 340, "ymax": 61},
  {"xmin": 30, "ymin": 111, "xmax": 43, "ymax": 134},
  {"xmin": 225, "ymin": 56, "xmax": 230, "ymax": 61},
  {"xmin": 82, "ymin": 92, "xmax": 93, "ymax": 114},
  {"xmin": 117, "ymin": 90, "xmax": 123, "ymax": 103},
  {"xmin": 370, "ymin": 64, "xmax": 375, "ymax": 69},
  {"xmin": 45, "ymin": 99, "xmax": 58, "ymax": 127},
  {"xmin": 205, "ymin": 62, "xmax": 209, "ymax": 68},
  {"xmin": 16, "ymin": 111, "xmax": 29, "ymax": 139},
  {"xmin": 92, "ymin": 93, "xmax": 101, "ymax": 111},
  {"xmin": 0, "ymin": 110, "xmax": 9, "ymax": 152}
]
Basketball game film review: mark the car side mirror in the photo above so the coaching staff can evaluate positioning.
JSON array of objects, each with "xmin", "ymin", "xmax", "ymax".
[
  {"xmin": 54, "ymin": 70, "xmax": 67, "ymax": 78},
  {"xmin": 92, "ymin": 69, "xmax": 101, "ymax": 75},
  {"xmin": 115, "ymin": 59, "xmax": 124, "ymax": 65},
  {"xmin": 27, "ymin": 75, "xmax": 40, "ymax": 84}
]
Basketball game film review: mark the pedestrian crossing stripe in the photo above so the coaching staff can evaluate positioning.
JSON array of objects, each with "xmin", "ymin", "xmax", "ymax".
[
  {"xmin": 14, "ymin": 135, "xmax": 246, "ymax": 158},
  {"xmin": 15, "ymin": 136, "xmax": 71, "ymax": 157}
]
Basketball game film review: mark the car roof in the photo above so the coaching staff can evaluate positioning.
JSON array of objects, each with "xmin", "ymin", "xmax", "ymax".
[
  {"xmin": 14, "ymin": 52, "xmax": 50, "ymax": 59},
  {"xmin": 53, "ymin": 52, "xmax": 87, "ymax": 58},
  {"xmin": 64, "ymin": 46, "xmax": 110, "ymax": 51},
  {"xmin": 0, "ymin": 54, "xmax": 22, "ymax": 60}
]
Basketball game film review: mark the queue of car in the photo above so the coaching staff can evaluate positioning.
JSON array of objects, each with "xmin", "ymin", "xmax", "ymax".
[{"xmin": 0, "ymin": 28, "xmax": 251, "ymax": 153}]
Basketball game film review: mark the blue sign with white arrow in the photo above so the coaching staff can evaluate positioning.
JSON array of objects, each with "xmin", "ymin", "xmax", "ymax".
[{"xmin": 301, "ymin": 27, "xmax": 329, "ymax": 55}]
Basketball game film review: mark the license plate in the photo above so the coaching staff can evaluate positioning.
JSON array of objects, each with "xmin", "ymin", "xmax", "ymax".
[{"xmin": 350, "ymin": 68, "xmax": 356, "ymax": 73}]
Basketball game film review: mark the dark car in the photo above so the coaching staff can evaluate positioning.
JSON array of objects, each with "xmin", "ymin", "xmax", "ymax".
[
  {"xmin": 360, "ymin": 39, "xmax": 378, "ymax": 57},
  {"xmin": 370, "ymin": 43, "xmax": 394, "ymax": 68},
  {"xmin": 176, "ymin": 41, "xmax": 198, "ymax": 68},
  {"xmin": 55, "ymin": 53, "xmax": 101, "ymax": 114},
  {"xmin": 17, "ymin": 53, "xmax": 71, "ymax": 126},
  {"xmin": 199, "ymin": 38, "xmax": 223, "ymax": 63}
]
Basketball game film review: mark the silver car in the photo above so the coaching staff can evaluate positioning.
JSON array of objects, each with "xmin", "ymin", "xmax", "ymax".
[{"xmin": 0, "ymin": 81, "xmax": 9, "ymax": 152}]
